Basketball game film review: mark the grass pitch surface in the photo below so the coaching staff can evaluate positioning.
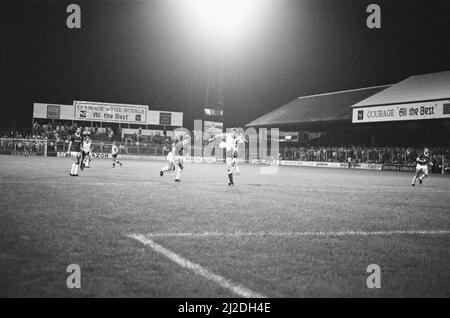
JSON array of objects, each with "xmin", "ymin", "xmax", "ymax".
[{"xmin": 0, "ymin": 156, "xmax": 449, "ymax": 297}]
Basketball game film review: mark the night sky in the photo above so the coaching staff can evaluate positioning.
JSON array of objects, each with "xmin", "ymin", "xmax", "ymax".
[{"xmin": 1, "ymin": 0, "xmax": 449, "ymax": 130}]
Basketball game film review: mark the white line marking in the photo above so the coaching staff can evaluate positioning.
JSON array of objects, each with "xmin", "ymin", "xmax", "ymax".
[
  {"xmin": 0, "ymin": 181, "xmax": 121, "ymax": 186},
  {"xmin": 143, "ymin": 230, "xmax": 450, "ymax": 238},
  {"xmin": 128, "ymin": 233, "xmax": 266, "ymax": 298}
]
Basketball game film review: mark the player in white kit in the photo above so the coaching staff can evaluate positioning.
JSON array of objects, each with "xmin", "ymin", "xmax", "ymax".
[
  {"xmin": 80, "ymin": 135, "xmax": 93, "ymax": 170},
  {"xmin": 160, "ymin": 145, "xmax": 177, "ymax": 176},
  {"xmin": 232, "ymin": 133, "xmax": 246, "ymax": 176},
  {"xmin": 160, "ymin": 134, "xmax": 190, "ymax": 182},
  {"xmin": 112, "ymin": 142, "xmax": 123, "ymax": 168},
  {"xmin": 208, "ymin": 128, "xmax": 246, "ymax": 186}
]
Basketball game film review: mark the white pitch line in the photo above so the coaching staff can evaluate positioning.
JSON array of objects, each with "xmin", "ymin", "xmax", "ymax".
[
  {"xmin": 143, "ymin": 230, "xmax": 450, "ymax": 238},
  {"xmin": 128, "ymin": 233, "xmax": 266, "ymax": 298},
  {"xmin": 0, "ymin": 180, "xmax": 121, "ymax": 186}
]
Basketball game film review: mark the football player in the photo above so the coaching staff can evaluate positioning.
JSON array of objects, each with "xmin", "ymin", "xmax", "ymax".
[
  {"xmin": 80, "ymin": 135, "xmax": 93, "ymax": 170},
  {"xmin": 411, "ymin": 147, "xmax": 432, "ymax": 186},
  {"xmin": 112, "ymin": 142, "xmax": 123, "ymax": 168},
  {"xmin": 208, "ymin": 128, "xmax": 246, "ymax": 186},
  {"xmin": 160, "ymin": 134, "xmax": 190, "ymax": 182},
  {"xmin": 160, "ymin": 144, "xmax": 177, "ymax": 177},
  {"xmin": 67, "ymin": 127, "xmax": 83, "ymax": 176},
  {"xmin": 232, "ymin": 133, "xmax": 247, "ymax": 176}
]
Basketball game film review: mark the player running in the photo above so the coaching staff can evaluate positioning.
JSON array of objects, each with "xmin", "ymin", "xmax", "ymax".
[
  {"xmin": 160, "ymin": 134, "xmax": 190, "ymax": 182},
  {"xmin": 411, "ymin": 147, "xmax": 433, "ymax": 186},
  {"xmin": 208, "ymin": 128, "xmax": 247, "ymax": 186},
  {"xmin": 159, "ymin": 144, "xmax": 177, "ymax": 176},
  {"xmin": 66, "ymin": 127, "xmax": 83, "ymax": 176},
  {"xmin": 80, "ymin": 135, "xmax": 93, "ymax": 170},
  {"xmin": 233, "ymin": 133, "xmax": 246, "ymax": 176},
  {"xmin": 112, "ymin": 142, "xmax": 123, "ymax": 168}
]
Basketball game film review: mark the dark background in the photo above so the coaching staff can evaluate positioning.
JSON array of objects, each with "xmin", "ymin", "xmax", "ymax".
[{"xmin": 1, "ymin": 0, "xmax": 449, "ymax": 130}]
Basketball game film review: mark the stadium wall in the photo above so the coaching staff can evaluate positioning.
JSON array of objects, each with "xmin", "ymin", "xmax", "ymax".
[
  {"xmin": 54, "ymin": 151, "xmax": 384, "ymax": 170},
  {"xmin": 279, "ymin": 160, "xmax": 383, "ymax": 170}
]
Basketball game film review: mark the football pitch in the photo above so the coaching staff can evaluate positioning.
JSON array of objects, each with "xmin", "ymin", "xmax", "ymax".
[{"xmin": 0, "ymin": 155, "xmax": 449, "ymax": 297}]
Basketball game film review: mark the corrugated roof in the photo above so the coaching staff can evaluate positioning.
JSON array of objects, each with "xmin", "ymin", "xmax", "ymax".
[
  {"xmin": 246, "ymin": 85, "xmax": 390, "ymax": 127},
  {"xmin": 352, "ymin": 70, "xmax": 450, "ymax": 108}
]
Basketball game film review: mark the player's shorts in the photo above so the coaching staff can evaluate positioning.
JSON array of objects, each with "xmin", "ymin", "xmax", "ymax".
[
  {"xmin": 70, "ymin": 151, "xmax": 81, "ymax": 163},
  {"xmin": 70, "ymin": 151, "xmax": 81, "ymax": 158},
  {"xmin": 112, "ymin": 153, "xmax": 118, "ymax": 159},
  {"xmin": 165, "ymin": 160, "xmax": 174, "ymax": 170},
  {"xmin": 167, "ymin": 152, "xmax": 174, "ymax": 162},
  {"xmin": 226, "ymin": 150, "xmax": 238, "ymax": 167},
  {"xmin": 416, "ymin": 163, "xmax": 428, "ymax": 175},
  {"xmin": 226, "ymin": 149, "xmax": 237, "ymax": 159}
]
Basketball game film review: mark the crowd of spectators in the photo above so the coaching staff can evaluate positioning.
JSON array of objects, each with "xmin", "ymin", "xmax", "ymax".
[
  {"xmin": 123, "ymin": 130, "xmax": 169, "ymax": 144},
  {"xmin": 28, "ymin": 121, "xmax": 173, "ymax": 144},
  {"xmin": 278, "ymin": 144, "xmax": 449, "ymax": 166},
  {"xmin": 0, "ymin": 129, "xmax": 35, "ymax": 139},
  {"xmin": 1, "ymin": 123, "xmax": 449, "ymax": 170},
  {"xmin": 30, "ymin": 122, "xmax": 120, "ymax": 142},
  {"xmin": 1, "ymin": 121, "xmax": 171, "ymax": 153}
]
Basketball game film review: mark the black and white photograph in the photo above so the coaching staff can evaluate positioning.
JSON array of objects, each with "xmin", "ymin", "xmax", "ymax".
[{"xmin": 0, "ymin": 0, "xmax": 449, "ymax": 303}]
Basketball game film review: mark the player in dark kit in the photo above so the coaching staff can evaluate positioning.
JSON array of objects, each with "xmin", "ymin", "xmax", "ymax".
[
  {"xmin": 411, "ymin": 147, "xmax": 433, "ymax": 186},
  {"xmin": 67, "ymin": 127, "xmax": 84, "ymax": 176}
]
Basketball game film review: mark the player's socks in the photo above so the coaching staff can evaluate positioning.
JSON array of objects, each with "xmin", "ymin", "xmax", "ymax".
[
  {"xmin": 175, "ymin": 168, "xmax": 182, "ymax": 181},
  {"xmin": 228, "ymin": 173, "xmax": 234, "ymax": 185},
  {"xmin": 74, "ymin": 164, "xmax": 79, "ymax": 175},
  {"xmin": 70, "ymin": 163, "xmax": 76, "ymax": 175},
  {"xmin": 161, "ymin": 166, "xmax": 171, "ymax": 174},
  {"xmin": 419, "ymin": 175, "xmax": 426, "ymax": 184}
]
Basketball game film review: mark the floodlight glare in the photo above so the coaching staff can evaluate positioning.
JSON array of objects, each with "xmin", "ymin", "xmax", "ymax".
[{"xmin": 189, "ymin": 0, "xmax": 255, "ymax": 37}]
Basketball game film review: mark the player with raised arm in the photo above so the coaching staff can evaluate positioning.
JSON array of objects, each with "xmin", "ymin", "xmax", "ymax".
[
  {"xmin": 208, "ymin": 128, "xmax": 246, "ymax": 186},
  {"xmin": 80, "ymin": 135, "xmax": 93, "ymax": 170},
  {"xmin": 112, "ymin": 142, "xmax": 123, "ymax": 168},
  {"xmin": 411, "ymin": 147, "xmax": 432, "ymax": 186},
  {"xmin": 67, "ymin": 127, "xmax": 83, "ymax": 176}
]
